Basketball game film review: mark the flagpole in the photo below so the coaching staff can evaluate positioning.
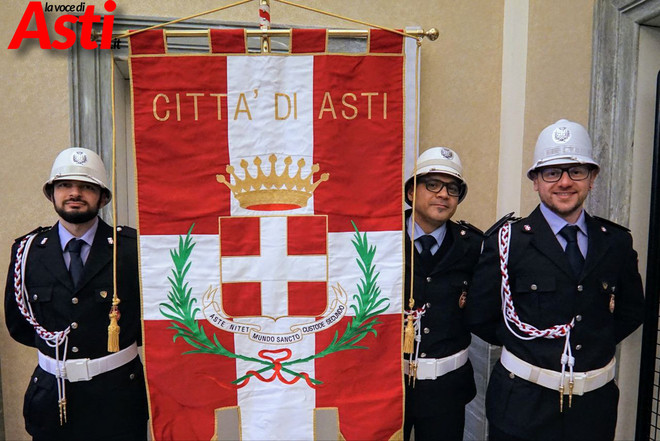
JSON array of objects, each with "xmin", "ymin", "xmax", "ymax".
[{"xmin": 259, "ymin": 0, "xmax": 271, "ymax": 53}]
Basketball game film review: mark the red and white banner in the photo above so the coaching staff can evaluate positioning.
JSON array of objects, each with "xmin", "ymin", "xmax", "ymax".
[{"xmin": 130, "ymin": 29, "xmax": 417, "ymax": 440}]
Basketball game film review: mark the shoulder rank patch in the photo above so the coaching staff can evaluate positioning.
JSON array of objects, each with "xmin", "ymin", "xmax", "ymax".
[
  {"xmin": 484, "ymin": 212, "xmax": 520, "ymax": 237},
  {"xmin": 593, "ymin": 216, "xmax": 630, "ymax": 232},
  {"xmin": 14, "ymin": 225, "xmax": 52, "ymax": 243},
  {"xmin": 456, "ymin": 220, "xmax": 484, "ymax": 237}
]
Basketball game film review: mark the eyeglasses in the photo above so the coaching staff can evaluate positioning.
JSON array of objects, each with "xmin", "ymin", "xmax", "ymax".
[
  {"xmin": 419, "ymin": 178, "xmax": 462, "ymax": 197},
  {"xmin": 537, "ymin": 165, "xmax": 592, "ymax": 183}
]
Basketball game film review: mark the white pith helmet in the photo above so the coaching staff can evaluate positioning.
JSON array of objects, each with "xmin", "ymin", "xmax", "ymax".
[
  {"xmin": 405, "ymin": 146, "xmax": 468, "ymax": 205},
  {"xmin": 527, "ymin": 119, "xmax": 600, "ymax": 179},
  {"xmin": 43, "ymin": 147, "xmax": 112, "ymax": 201}
]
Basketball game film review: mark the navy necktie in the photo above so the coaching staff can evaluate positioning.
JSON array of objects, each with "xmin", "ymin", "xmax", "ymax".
[
  {"xmin": 559, "ymin": 225, "xmax": 584, "ymax": 277},
  {"xmin": 66, "ymin": 239, "xmax": 85, "ymax": 288},
  {"xmin": 417, "ymin": 235, "xmax": 437, "ymax": 264}
]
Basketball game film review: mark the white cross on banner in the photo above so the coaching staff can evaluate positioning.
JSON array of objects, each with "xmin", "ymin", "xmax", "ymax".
[{"xmin": 220, "ymin": 216, "xmax": 327, "ymax": 318}]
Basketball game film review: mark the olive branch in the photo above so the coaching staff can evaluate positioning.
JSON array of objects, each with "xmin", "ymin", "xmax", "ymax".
[{"xmin": 159, "ymin": 221, "xmax": 389, "ymax": 386}]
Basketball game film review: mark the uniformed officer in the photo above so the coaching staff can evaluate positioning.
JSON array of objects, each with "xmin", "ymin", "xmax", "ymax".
[
  {"xmin": 403, "ymin": 147, "xmax": 482, "ymax": 441},
  {"xmin": 466, "ymin": 119, "xmax": 645, "ymax": 440},
  {"xmin": 4, "ymin": 147, "xmax": 148, "ymax": 440}
]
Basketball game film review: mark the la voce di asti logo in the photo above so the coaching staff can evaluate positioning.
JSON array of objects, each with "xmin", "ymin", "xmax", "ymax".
[{"xmin": 8, "ymin": 1, "xmax": 117, "ymax": 50}]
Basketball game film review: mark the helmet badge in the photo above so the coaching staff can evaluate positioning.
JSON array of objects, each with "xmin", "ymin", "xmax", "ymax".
[
  {"xmin": 440, "ymin": 147, "xmax": 454, "ymax": 159},
  {"xmin": 552, "ymin": 127, "xmax": 571, "ymax": 143},
  {"xmin": 72, "ymin": 151, "xmax": 88, "ymax": 165}
]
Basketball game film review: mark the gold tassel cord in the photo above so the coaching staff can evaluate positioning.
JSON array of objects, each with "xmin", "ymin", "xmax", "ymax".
[
  {"xmin": 402, "ymin": 313, "xmax": 415, "ymax": 354},
  {"xmin": 108, "ymin": 49, "xmax": 120, "ymax": 353},
  {"xmin": 403, "ymin": 39, "xmax": 423, "ymax": 356},
  {"xmin": 108, "ymin": 293, "xmax": 121, "ymax": 352}
]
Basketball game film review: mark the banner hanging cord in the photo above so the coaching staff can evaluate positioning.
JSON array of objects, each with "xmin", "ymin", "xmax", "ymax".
[
  {"xmin": 114, "ymin": 0, "xmax": 254, "ymax": 39},
  {"xmin": 409, "ymin": 38, "xmax": 422, "ymax": 309},
  {"xmin": 108, "ymin": 48, "xmax": 120, "ymax": 353},
  {"xmin": 403, "ymin": 39, "xmax": 422, "ymax": 357},
  {"xmin": 113, "ymin": 0, "xmax": 433, "ymax": 41},
  {"xmin": 273, "ymin": 0, "xmax": 420, "ymax": 40}
]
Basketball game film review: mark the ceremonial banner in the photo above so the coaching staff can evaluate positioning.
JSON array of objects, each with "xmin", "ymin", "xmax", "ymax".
[{"xmin": 130, "ymin": 29, "xmax": 415, "ymax": 440}]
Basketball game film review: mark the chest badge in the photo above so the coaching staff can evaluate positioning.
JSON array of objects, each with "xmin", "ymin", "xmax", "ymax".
[
  {"xmin": 458, "ymin": 290, "xmax": 467, "ymax": 309},
  {"xmin": 603, "ymin": 282, "xmax": 615, "ymax": 313}
]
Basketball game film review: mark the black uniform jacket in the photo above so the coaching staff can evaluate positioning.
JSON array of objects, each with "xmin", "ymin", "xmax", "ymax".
[
  {"xmin": 465, "ymin": 206, "xmax": 644, "ymax": 440},
  {"xmin": 4, "ymin": 219, "xmax": 148, "ymax": 440},
  {"xmin": 404, "ymin": 212, "xmax": 482, "ymax": 416}
]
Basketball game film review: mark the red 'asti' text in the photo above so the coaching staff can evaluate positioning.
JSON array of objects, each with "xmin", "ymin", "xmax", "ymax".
[{"xmin": 8, "ymin": 1, "xmax": 116, "ymax": 50}]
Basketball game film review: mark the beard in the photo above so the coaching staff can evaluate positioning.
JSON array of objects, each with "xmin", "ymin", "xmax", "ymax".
[
  {"xmin": 539, "ymin": 192, "xmax": 588, "ymax": 222},
  {"xmin": 54, "ymin": 199, "xmax": 101, "ymax": 224}
]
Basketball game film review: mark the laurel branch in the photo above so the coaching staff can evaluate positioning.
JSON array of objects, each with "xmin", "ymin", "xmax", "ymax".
[{"xmin": 159, "ymin": 222, "xmax": 389, "ymax": 386}]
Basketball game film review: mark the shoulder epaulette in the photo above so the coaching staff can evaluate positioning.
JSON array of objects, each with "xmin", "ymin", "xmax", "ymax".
[
  {"xmin": 456, "ymin": 220, "xmax": 484, "ymax": 237},
  {"xmin": 14, "ymin": 225, "xmax": 52, "ymax": 243},
  {"xmin": 115, "ymin": 225, "xmax": 137, "ymax": 239},
  {"xmin": 593, "ymin": 216, "xmax": 630, "ymax": 232},
  {"xmin": 484, "ymin": 212, "xmax": 521, "ymax": 237}
]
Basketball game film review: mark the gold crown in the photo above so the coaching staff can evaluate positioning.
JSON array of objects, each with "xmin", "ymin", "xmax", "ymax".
[{"xmin": 217, "ymin": 154, "xmax": 329, "ymax": 211}]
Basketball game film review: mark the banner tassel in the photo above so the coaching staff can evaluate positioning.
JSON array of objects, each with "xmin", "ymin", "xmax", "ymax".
[
  {"xmin": 403, "ymin": 319, "xmax": 415, "ymax": 354},
  {"xmin": 107, "ymin": 293, "xmax": 121, "ymax": 352},
  {"xmin": 403, "ymin": 303, "xmax": 415, "ymax": 354}
]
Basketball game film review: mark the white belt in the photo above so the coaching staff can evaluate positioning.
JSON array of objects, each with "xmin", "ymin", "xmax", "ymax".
[
  {"xmin": 38, "ymin": 342, "xmax": 138, "ymax": 382},
  {"xmin": 500, "ymin": 346, "xmax": 616, "ymax": 396},
  {"xmin": 404, "ymin": 348, "xmax": 469, "ymax": 380}
]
